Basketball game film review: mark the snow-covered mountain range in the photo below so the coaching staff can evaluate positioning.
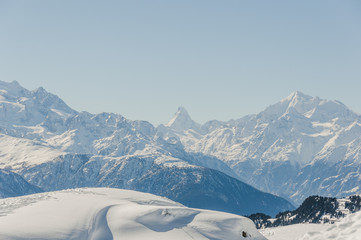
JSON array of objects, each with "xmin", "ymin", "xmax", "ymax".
[
  {"xmin": 0, "ymin": 188, "xmax": 266, "ymax": 240},
  {"xmin": 161, "ymin": 91, "xmax": 361, "ymax": 204},
  {"xmin": 0, "ymin": 80, "xmax": 292, "ymax": 216}
]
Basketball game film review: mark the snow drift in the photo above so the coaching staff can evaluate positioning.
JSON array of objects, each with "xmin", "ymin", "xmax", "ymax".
[{"xmin": 0, "ymin": 188, "xmax": 266, "ymax": 240}]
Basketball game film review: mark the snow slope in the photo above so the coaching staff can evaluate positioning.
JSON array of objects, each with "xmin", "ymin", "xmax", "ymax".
[
  {"xmin": 0, "ymin": 188, "xmax": 266, "ymax": 240},
  {"xmin": 162, "ymin": 92, "xmax": 361, "ymax": 204},
  {"xmin": 300, "ymin": 210, "xmax": 361, "ymax": 240},
  {"xmin": 0, "ymin": 80, "xmax": 293, "ymax": 216},
  {"xmin": 260, "ymin": 224, "xmax": 329, "ymax": 240},
  {"xmin": 260, "ymin": 210, "xmax": 361, "ymax": 240}
]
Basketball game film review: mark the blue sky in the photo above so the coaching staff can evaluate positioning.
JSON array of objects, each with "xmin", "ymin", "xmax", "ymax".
[{"xmin": 0, "ymin": 1, "xmax": 360, "ymax": 125}]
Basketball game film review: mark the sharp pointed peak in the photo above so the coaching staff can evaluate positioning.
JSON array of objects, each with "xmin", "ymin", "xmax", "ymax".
[
  {"xmin": 166, "ymin": 106, "xmax": 200, "ymax": 131},
  {"xmin": 175, "ymin": 106, "xmax": 190, "ymax": 115},
  {"xmin": 177, "ymin": 106, "xmax": 187, "ymax": 111},
  {"xmin": 32, "ymin": 86, "xmax": 48, "ymax": 95},
  {"xmin": 285, "ymin": 91, "xmax": 313, "ymax": 101}
]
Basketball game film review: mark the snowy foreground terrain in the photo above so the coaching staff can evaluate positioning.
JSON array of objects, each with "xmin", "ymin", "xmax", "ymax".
[
  {"xmin": 260, "ymin": 224, "xmax": 329, "ymax": 240},
  {"xmin": 300, "ymin": 210, "xmax": 361, "ymax": 240},
  {"xmin": 0, "ymin": 188, "xmax": 266, "ymax": 240},
  {"xmin": 260, "ymin": 210, "xmax": 361, "ymax": 240}
]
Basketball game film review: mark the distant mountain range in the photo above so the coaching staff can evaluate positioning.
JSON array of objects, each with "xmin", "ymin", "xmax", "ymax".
[
  {"xmin": 0, "ymin": 80, "xmax": 292, "ymax": 216},
  {"xmin": 3, "ymin": 80, "xmax": 361, "ymax": 217},
  {"xmin": 161, "ymin": 91, "xmax": 361, "ymax": 204}
]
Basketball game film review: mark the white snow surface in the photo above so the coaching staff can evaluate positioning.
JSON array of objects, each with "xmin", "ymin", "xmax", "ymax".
[
  {"xmin": 260, "ymin": 211, "xmax": 361, "ymax": 240},
  {"xmin": 0, "ymin": 188, "xmax": 265, "ymax": 240},
  {"xmin": 300, "ymin": 210, "xmax": 361, "ymax": 240},
  {"xmin": 260, "ymin": 224, "xmax": 329, "ymax": 240}
]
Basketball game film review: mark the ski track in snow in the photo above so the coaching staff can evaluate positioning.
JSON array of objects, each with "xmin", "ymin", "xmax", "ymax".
[{"xmin": 88, "ymin": 205, "xmax": 114, "ymax": 240}]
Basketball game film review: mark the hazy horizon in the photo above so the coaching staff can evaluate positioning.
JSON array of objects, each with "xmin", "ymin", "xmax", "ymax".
[{"xmin": 1, "ymin": 1, "xmax": 360, "ymax": 125}]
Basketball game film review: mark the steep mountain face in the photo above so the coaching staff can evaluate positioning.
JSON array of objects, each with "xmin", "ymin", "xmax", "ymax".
[
  {"xmin": 248, "ymin": 195, "xmax": 361, "ymax": 229},
  {"xmin": 0, "ymin": 169, "xmax": 42, "ymax": 198},
  {"xmin": 166, "ymin": 106, "xmax": 201, "ymax": 132},
  {"xmin": 162, "ymin": 92, "xmax": 361, "ymax": 204},
  {"xmin": 0, "ymin": 80, "xmax": 292, "ymax": 216},
  {"xmin": 17, "ymin": 152, "xmax": 292, "ymax": 216}
]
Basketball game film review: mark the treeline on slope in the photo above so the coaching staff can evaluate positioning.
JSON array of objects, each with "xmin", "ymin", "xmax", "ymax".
[{"xmin": 247, "ymin": 195, "xmax": 361, "ymax": 229}]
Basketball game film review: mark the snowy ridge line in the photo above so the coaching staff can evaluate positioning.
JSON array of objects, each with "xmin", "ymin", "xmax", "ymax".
[{"xmin": 0, "ymin": 188, "xmax": 266, "ymax": 240}]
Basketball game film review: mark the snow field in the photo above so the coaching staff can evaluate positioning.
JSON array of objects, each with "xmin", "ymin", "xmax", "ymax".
[
  {"xmin": 300, "ymin": 210, "xmax": 361, "ymax": 240},
  {"xmin": 0, "ymin": 188, "xmax": 266, "ymax": 240}
]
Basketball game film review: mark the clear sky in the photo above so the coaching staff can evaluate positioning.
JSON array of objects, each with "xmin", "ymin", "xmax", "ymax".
[{"xmin": 0, "ymin": 1, "xmax": 360, "ymax": 125}]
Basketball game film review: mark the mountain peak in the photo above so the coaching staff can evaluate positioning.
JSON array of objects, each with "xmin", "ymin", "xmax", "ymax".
[
  {"xmin": 0, "ymin": 80, "xmax": 28, "ymax": 96},
  {"xmin": 33, "ymin": 86, "xmax": 46, "ymax": 94},
  {"xmin": 284, "ymin": 91, "xmax": 313, "ymax": 103},
  {"xmin": 175, "ymin": 106, "xmax": 190, "ymax": 119},
  {"xmin": 166, "ymin": 106, "xmax": 200, "ymax": 132},
  {"xmin": 262, "ymin": 91, "xmax": 357, "ymax": 122}
]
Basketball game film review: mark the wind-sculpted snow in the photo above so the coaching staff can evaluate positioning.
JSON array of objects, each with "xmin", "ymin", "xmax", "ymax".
[
  {"xmin": 0, "ymin": 188, "xmax": 266, "ymax": 240},
  {"xmin": 163, "ymin": 91, "xmax": 361, "ymax": 204}
]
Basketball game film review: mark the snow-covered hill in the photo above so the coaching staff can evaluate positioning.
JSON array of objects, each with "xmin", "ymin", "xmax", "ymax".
[
  {"xmin": 0, "ymin": 80, "xmax": 292, "ymax": 216},
  {"xmin": 0, "ymin": 188, "xmax": 266, "ymax": 240},
  {"xmin": 162, "ymin": 91, "xmax": 361, "ymax": 204}
]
